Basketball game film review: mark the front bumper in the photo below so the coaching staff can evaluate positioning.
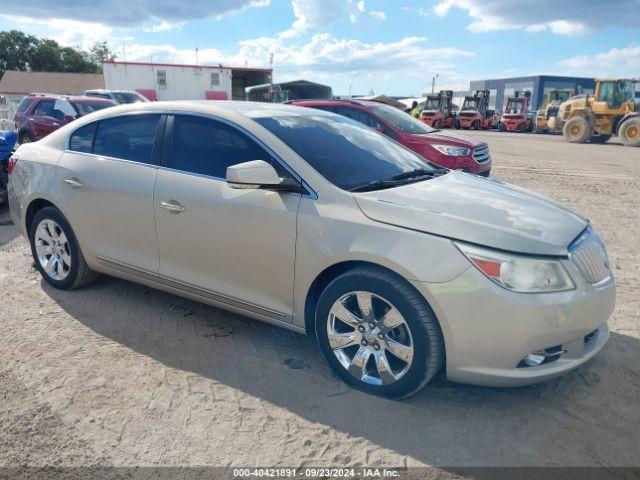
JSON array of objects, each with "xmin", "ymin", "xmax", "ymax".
[{"xmin": 414, "ymin": 263, "xmax": 615, "ymax": 387}]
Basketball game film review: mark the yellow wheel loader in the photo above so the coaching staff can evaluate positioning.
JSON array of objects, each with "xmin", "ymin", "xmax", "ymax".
[
  {"xmin": 535, "ymin": 89, "xmax": 573, "ymax": 133},
  {"xmin": 557, "ymin": 79, "xmax": 640, "ymax": 146}
]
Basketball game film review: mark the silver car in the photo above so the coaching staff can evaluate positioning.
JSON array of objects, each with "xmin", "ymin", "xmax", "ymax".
[{"xmin": 7, "ymin": 101, "xmax": 615, "ymax": 398}]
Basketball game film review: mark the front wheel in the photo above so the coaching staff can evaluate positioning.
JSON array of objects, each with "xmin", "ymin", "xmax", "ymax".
[
  {"xmin": 563, "ymin": 116, "xmax": 591, "ymax": 143},
  {"xmin": 29, "ymin": 206, "xmax": 98, "ymax": 290},
  {"xmin": 315, "ymin": 267, "xmax": 444, "ymax": 398}
]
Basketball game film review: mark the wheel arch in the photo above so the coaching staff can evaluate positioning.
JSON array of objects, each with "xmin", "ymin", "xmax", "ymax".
[
  {"xmin": 25, "ymin": 198, "xmax": 58, "ymax": 236},
  {"xmin": 616, "ymin": 113, "xmax": 640, "ymax": 135},
  {"xmin": 303, "ymin": 260, "xmax": 438, "ymax": 336}
]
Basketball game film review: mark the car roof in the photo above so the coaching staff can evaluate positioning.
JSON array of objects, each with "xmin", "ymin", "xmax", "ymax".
[
  {"xmin": 66, "ymin": 100, "xmax": 335, "ymax": 119},
  {"xmin": 26, "ymin": 93, "xmax": 114, "ymax": 103},
  {"xmin": 85, "ymin": 89, "xmax": 141, "ymax": 94}
]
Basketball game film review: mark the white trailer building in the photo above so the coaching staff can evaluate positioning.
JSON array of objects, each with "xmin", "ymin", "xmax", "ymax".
[{"xmin": 102, "ymin": 61, "xmax": 272, "ymax": 101}]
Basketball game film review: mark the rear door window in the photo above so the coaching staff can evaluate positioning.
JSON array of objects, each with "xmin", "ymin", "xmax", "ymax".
[
  {"xmin": 93, "ymin": 114, "xmax": 160, "ymax": 164},
  {"xmin": 33, "ymin": 100, "xmax": 56, "ymax": 117},
  {"xmin": 167, "ymin": 115, "xmax": 288, "ymax": 179},
  {"xmin": 69, "ymin": 123, "xmax": 97, "ymax": 153}
]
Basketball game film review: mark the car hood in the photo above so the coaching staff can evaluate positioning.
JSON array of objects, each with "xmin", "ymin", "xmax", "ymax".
[
  {"xmin": 353, "ymin": 171, "xmax": 587, "ymax": 256},
  {"xmin": 406, "ymin": 131, "xmax": 485, "ymax": 148}
]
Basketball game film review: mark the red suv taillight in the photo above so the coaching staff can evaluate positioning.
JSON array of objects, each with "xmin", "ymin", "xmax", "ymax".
[{"xmin": 7, "ymin": 156, "xmax": 18, "ymax": 175}]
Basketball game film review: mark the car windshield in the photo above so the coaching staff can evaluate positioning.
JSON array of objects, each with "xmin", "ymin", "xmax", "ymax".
[
  {"xmin": 254, "ymin": 114, "xmax": 441, "ymax": 191},
  {"xmin": 369, "ymin": 104, "xmax": 436, "ymax": 134},
  {"xmin": 112, "ymin": 92, "xmax": 146, "ymax": 104},
  {"xmin": 72, "ymin": 101, "xmax": 113, "ymax": 116}
]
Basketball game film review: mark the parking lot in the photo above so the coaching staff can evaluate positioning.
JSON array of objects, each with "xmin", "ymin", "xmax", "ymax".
[{"xmin": 1, "ymin": 130, "xmax": 639, "ymax": 471}]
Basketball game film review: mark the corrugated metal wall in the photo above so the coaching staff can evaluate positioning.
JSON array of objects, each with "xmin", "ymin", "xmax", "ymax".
[{"xmin": 103, "ymin": 63, "xmax": 232, "ymax": 101}]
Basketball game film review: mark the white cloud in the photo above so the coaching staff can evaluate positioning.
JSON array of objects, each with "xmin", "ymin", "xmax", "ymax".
[
  {"xmin": 558, "ymin": 44, "xmax": 640, "ymax": 77},
  {"xmin": 370, "ymin": 11, "xmax": 387, "ymax": 21},
  {"xmin": 3, "ymin": 15, "xmax": 119, "ymax": 49},
  {"xmin": 122, "ymin": 34, "xmax": 474, "ymax": 79},
  {"xmin": 433, "ymin": 0, "xmax": 639, "ymax": 36}
]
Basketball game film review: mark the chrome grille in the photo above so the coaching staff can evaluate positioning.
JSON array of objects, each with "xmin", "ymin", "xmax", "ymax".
[
  {"xmin": 569, "ymin": 228, "xmax": 610, "ymax": 285},
  {"xmin": 473, "ymin": 145, "xmax": 491, "ymax": 164}
]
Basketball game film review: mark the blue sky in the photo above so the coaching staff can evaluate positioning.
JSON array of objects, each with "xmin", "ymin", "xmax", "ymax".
[{"xmin": 2, "ymin": 0, "xmax": 638, "ymax": 96}]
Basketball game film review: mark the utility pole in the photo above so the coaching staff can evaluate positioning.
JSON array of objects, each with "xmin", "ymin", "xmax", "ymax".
[
  {"xmin": 431, "ymin": 73, "xmax": 439, "ymax": 94},
  {"xmin": 195, "ymin": 47, "xmax": 199, "ymax": 66}
]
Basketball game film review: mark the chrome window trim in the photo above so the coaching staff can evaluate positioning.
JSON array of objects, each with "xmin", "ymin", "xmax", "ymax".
[{"xmin": 65, "ymin": 109, "xmax": 318, "ymax": 200}]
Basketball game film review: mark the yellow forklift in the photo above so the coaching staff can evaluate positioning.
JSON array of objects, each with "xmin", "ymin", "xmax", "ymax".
[
  {"xmin": 557, "ymin": 78, "xmax": 640, "ymax": 146},
  {"xmin": 535, "ymin": 89, "xmax": 573, "ymax": 133}
]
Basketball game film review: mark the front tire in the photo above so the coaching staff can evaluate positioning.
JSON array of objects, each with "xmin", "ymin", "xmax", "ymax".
[
  {"xmin": 563, "ymin": 116, "xmax": 591, "ymax": 143},
  {"xmin": 29, "ymin": 206, "xmax": 98, "ymax": 290},
  {"xmin": 315, "ymin": 267, "xmax": 444, "ymax": 398}
]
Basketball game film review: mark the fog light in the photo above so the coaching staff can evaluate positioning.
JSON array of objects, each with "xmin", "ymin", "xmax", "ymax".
[{"xmin": 523, "ymin": 351, "xmax": 546, "ymax": 367}]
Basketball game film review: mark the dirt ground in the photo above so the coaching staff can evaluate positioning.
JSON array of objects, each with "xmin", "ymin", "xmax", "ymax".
[{"xmin": 1, "ymin": 131, "xmax": 639, "ymax": 473}]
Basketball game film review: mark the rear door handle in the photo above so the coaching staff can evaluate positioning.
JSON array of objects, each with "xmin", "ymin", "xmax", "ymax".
[
  {"xmin": 160, "ymin": 200, "xmax": 186, "ymax": 213},
  {"xmin": 63, "ymin": 177, "xmax": 84, "ymax": 189}
]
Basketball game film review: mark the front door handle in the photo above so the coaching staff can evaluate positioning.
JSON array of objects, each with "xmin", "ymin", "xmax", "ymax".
[
  {"xmin": 63, "ymin": 177, "xmax": 84, "ymax": 189},
  {"xmin": 160, "ymin": 200, "xmax": 186, "ymax": 213}
]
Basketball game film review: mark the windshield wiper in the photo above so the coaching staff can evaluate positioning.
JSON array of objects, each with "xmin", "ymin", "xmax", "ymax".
[
  {"xmin": 350, "ymin": 168, "xmax": 448, "ymax": 192},
  {"xmin": 390, "ymin": 168, "xmax": 446, "ymax": 181}
]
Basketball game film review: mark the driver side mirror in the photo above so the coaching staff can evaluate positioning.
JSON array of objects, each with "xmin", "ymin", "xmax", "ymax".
[{"xmin": 226, "ymin": 160, "xmax": 304, "ymax": 193}]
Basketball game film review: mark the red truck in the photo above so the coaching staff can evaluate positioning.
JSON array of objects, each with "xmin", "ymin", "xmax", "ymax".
[
  {"xmin": 457, "ymin": 90, "xmax": 496, "ymax": 130},
  {"xmin": 420, "ymin": 90, "xmax": 458, "ymax": 129},
  {"xmin": 289, "ymin": 99, "xmax": 492, "ymax": 176},
  {"xmin": 498, "ymin": 91, "xmax": 533, "ymax": 133}
]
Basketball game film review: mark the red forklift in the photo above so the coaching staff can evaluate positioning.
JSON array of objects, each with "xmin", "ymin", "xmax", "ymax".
[
  {"xmin": 457, "ymin": 90, "xmax": 496, "ymax": 129},
  {"xmin": 420, "ymin": 90, "xmax": 458, "ymax": 128},
  {"xmin": 498, "ymin": 90, "xmax": 534, "ymax": 132}
]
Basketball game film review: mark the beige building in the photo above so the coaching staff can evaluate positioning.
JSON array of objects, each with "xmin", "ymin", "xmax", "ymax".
[{"xmin": 0, "ymin": 71, "xmax": 105, "ymax": 122}]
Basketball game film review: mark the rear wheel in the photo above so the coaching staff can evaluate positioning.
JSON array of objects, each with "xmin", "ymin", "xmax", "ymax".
[
  {"xmin": 516, "ymin": 123, "xmax": 526, "ymax": 133},
  {"xmin": 498, "ymin": 122, "xmax": 505, "ymax": 132},
  {"xmin": 18, "ymin": 132, "xmax": 32, "ymax": 144},
  {"xmin": 29, "ymin": 206, "xmax": 98, "ymax": 290},
  {"xmin": 435, "ymin": 120, "xmax": 442, "ymax": 129},
  {"xmin": 619, "ymin": 118, "xmax": 640, "ymax": 147},
  {"xmin": 563, "ymin": 116, "xmax": 591, "ymax": 143},
  {"xmin": 315, "ymin": 266, "xmax": 444, "ymax": 398}
]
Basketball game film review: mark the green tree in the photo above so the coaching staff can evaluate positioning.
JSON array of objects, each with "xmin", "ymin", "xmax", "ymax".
[
  {"xmin": 89, "ymin": 41, "xmax": 116, "ymax": 67},
  {"xmin": 0, "ymin": 30, "xmax": 39, "ymax": 77},
  {"xmin": 0, "ymin": 30, "xmax": 104, "ymax": 80}
]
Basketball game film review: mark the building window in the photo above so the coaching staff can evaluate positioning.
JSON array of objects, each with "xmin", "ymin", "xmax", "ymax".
[
  {"xmin": 210, "ymin": 72, "xmax": 220, "ymax": 88},
  {"xmin": 157, "ymin": 70, "xmax": 167, "ymax": 89}
]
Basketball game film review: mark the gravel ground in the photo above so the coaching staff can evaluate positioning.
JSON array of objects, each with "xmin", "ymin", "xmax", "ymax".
[{"xmin": 1, "ymin": 131, "xmax": 639, "ymax": 473}]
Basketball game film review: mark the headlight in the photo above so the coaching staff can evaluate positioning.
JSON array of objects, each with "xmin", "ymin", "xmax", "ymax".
[
  {"xmin": 456, "ymin": 243, "xmax": 575, "ymax": 293},
  {"xmin": 432, "ymin": 144, "xmax": 471, "ymax": 156}
]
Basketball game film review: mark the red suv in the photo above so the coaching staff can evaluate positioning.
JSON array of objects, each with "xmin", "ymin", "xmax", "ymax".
[
  {"xmin": 14, "ymin": 93, "xmax": 115, "ymax": 144},
  {"xmin": 290, "ymin": 99, "xmax": 491, "ymax": 176}
]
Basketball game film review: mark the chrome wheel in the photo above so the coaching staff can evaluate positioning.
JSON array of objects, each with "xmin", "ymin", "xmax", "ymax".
[
  {"xmin": 35, "ymin": 219, "xmax": 71, "ymax": 281},
  {"xmin": 327, "ymin": 291, "xmax": 414, "ymax": 386}
]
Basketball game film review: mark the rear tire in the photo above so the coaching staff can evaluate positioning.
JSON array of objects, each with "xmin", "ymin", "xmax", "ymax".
[
  {"xmin": 498, "ymin": 122, "xmax": 505, "ymax": 132},
  {"xmin": 29, "ymin": 206, "xmax": 98, "ymax": 290},
  {"xmin": 315, "ymin": 266, "xmax": 444, "ymax": 398},
  {"xmin": 619, "ymin": 118, "xmax": 640, "ymax": 147},
  {"xmin": 18, "ymin": 132, "xmax": 32, "ymax": 144},
  {"xmin": 563, "ymin": 116, "xmax": 591, "ymax": 143}
]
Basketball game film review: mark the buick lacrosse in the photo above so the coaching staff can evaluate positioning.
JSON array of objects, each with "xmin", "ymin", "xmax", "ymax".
[{"xmin": 8, "ymin": 101, "xmax": 614, "ymax": 398}]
